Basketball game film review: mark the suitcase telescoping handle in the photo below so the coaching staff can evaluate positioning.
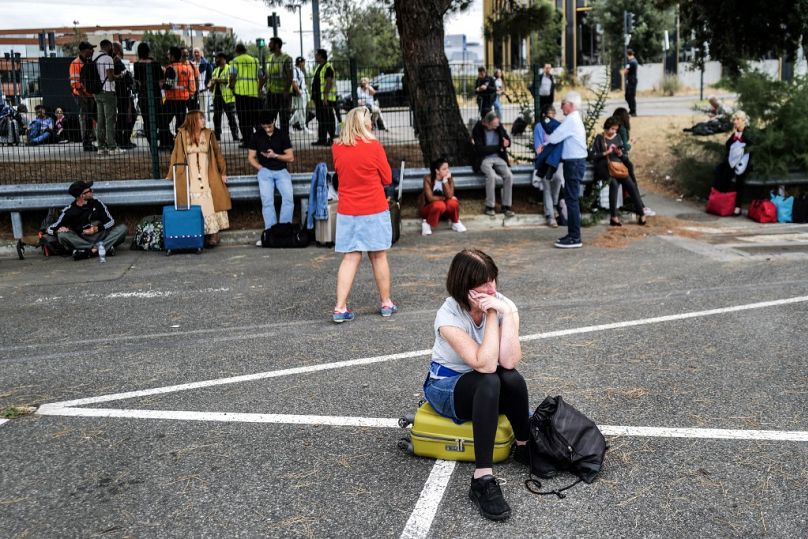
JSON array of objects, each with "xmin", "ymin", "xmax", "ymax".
[
  {"xmin": 397, "ymin": 160, "xmax": 405, "ymax": 202},
  {"xmin": 172, "ymin": 162, "xmax": 190, "ymax": 211}
]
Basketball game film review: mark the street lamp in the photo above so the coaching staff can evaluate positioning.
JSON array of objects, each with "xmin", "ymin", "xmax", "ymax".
[{"xmin": 286, "ymin": 0, "xmax": 305, "ymax": 58}]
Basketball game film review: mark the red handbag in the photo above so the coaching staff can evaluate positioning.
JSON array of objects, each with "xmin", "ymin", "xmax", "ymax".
[
  {"xmin": 748, "ymin": 199, "xmax": 778, "ymax": 223},
  {"xmin": 706, "ymin": 188, "xmax": 737, "ymax": 216}
]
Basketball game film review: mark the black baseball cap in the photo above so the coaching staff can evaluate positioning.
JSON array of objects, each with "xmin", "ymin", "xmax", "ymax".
[
  {"xmin": 78, "ymin": 42, "xmax": 95, "ymax": 51},
  {"xmin": 68, "ymin": 180, "xmax": 93, "ymax": 198}
]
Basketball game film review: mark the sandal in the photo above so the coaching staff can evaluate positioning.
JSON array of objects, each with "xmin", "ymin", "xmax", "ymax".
[
  {"xmin": 609, "ymin": 218, "xmax": 622, "ymax": 227},
  {"xmin": 638, "ymin": 215, "xmax": 647, "ymax": 226}
]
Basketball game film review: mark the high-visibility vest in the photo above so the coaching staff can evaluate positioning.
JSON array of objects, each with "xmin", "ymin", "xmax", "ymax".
[
  {"xmin": 69, "ymin": 57, "xmax": 88, "ymax": 96},
  {"xmin": 317, "ymin": 61, "xmax": 337, "ymax": 102},
  {"xmin": 211, "ymin": 64, "xmax": 235, "ymax": 104},
  {"xmin": 230, "ymin": 53, "xmax": 260, "ymax": 97},
  {"xmin": 164, "ymin": 62, "xmax": 197, "ymax": 101},
  {"xmin": 265, "ymin": 52, "xmax": 292, "ymax": 94}
]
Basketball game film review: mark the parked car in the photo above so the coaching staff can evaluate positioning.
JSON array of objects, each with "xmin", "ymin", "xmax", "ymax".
[{"xmin": 337, "ymin": 72, "xmax": 409, "ymax": 111}]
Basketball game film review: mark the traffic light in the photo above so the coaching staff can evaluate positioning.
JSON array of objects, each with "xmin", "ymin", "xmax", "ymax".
[
  {"xmin": 267, "ymin": 14, "xmax": 280, "ymax": 28},
  {"xmin": 38, "ymin": 32, "xmax": 46, "ymax": 51},
  {"xmin": 626, "ymin": 12, "xmax": 635, "ymax": 34},
  {"xmin": 47, "ymin": 32, "xmax": 56, "ymax": 50},
  {"xmin": 256, "ymin": 38, "xmax": 266, "ymax": 48}
]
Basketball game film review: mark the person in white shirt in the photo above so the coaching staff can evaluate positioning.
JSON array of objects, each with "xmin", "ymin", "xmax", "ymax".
[
  {"xmin": 538, "ymin": 63, "xmax": 555, "ymax": 111},
  {"xmin": 93, "ymin": 40, "xmax": 120, "ymax": 156},
  {"xmin": 357, "ymin": 77, "xmax": 386, "ymax": 131},
  {"xmin": 546, "ymin": 91, "xmax": 587, "ymax": 249},
  {"xmin": 290, "ymin": 57, "xmax": 310, "ymax": 133}
]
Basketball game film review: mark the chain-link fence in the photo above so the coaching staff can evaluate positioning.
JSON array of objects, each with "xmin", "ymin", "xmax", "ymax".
[{"xmin": 1, "ymin": 57, "xmax": 544, "ymax": 184}]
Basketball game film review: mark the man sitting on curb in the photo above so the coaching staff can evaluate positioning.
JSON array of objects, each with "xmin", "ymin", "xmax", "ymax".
[{"xmin": 46, "ymin": 181, "xmax": 128, "ymax": 260}]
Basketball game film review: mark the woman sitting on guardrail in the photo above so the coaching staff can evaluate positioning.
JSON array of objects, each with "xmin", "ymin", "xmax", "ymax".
[
  {"xmin": 424, "ymin": 249, "xmax": 530, "ymax": 521},
  {"xmin": 417, "ymin": 158, "xmax": 466, "ymax": 236},
  {"xmin": 165, "ymin": 110, "xmax": 231, "ymax": 246},
  {"xmin": 330, "ymin": 107, "xmax": 397, "ymax": 323},
  {"xmin": 591, "ymin": 117, "xmax": 647, "ymax": 226},
  {"xmin": 712, "ymin": 110, "xmax": 752, "ymax": 217}
]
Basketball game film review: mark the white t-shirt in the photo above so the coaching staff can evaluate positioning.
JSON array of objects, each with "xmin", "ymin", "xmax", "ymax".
[
  {"xmin": 495, "ymin": 77, "xmax": 503, "ymax": 94},
  {"xmin": 431, "ymin": 294, "xmax": 518, "ymax": 374},
  {"xmin": 357, "ymin": 86, "xmax": 375, "ymax": 107},
  {"xmin": 540, "ymin": 74, "xmax": 553, "ymax": 96},
  {"xmin": 93, "ymin": 52, "xmax": 115, "ymax": 92},
  {"xmin": 294, "ymin": 66, "xmax": 306, "ymax": 94}
]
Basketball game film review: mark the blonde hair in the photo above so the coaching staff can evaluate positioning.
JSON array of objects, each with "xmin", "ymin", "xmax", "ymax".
[
  {"xmin": 335, "ymin": 107, "xmax": 376, "ymax": 146},
  {"xmin": 731, "ymin": 110, "xmax": 748, "ymax": 127},
  {"xmin": 180, "ymin": 110, "xmax": 205, "ymax": 145},
  {"xmin": 360, "ymin": 77, "xmax": 370, "ymax": 85}
]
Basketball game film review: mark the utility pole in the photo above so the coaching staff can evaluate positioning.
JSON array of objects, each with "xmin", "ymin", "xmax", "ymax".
[
  {"xmin": 270, "ymin": 12, "xmax": 279, "ymax": 38},
  {"xmin": 297, "ymin": 5, "xmax": 304, "ymax": 58},
  {"xmin": 312, "ymin": 0, "xmax": 321, "ymax": 51}
]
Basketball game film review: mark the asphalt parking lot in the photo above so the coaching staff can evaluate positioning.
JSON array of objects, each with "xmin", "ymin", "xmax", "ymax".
[{"xmin": 1, "ymin": 222, "xmax": 806, "ymax": 538}]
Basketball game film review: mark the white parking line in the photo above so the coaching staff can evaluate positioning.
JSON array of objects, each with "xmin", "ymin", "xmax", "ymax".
[
  {"xmin": 41, "ymin": 294, "xmax": 808, "ymax": 410},
  {"xmin": 399, "ymin": 460, "xmax": 457, "ymax": 539},
  {"xmin": 0, "ymin": 419, "xmax": 8, "ymax": 428}
]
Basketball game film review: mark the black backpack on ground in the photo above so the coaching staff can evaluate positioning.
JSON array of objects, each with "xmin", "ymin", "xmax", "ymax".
[
  {"xmin": 79, "ymin": 54, "xmax": 107, "ymax": 95},
  {"xmin": 792, "ymin": 193, "xmax": 808, "ymax": 223},
  {"xmin": 261, "ymin": 223, "xmax": 310, "ymax": 248},
  {"xmin": 525, "ymin": 395, "xmax": 607, "ymax": 499},
  {"xmin": 39, "ymin": 208, "xmax": 70, "ymax": 257}
]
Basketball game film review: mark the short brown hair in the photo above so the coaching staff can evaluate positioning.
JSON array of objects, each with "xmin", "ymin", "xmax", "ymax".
[
  {"xmin": 603, "ymin": 116, "xmax": 620, "ymax": 130},
  {"xmin": 446, "ymin": 249, "xmax": 499, "ymax": 311}
]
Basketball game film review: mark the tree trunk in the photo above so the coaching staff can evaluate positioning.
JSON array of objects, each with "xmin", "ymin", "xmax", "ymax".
[{"xmin": 394, "ymin": 0, "xmax": 474, "ymax": 167}]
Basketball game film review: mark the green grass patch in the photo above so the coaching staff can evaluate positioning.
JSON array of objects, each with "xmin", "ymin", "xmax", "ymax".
[{"xmin": 1, "ymin": 406, "xmax": 35, "ymax": 419}]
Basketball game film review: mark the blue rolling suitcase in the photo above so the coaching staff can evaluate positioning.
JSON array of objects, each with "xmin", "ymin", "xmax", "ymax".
[{"xmin": 163, "ymin": 163, "xmax": 204, "ymax": 256}]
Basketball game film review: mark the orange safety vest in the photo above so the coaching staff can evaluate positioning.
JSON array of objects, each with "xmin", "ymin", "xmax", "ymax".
[
  {"xmin": 164, "ymin": 62, "xmax": 197, "ymax": 101},
  {"xmin": 69, "ymin": 57, "xmax": 89, "ymax": 97}
]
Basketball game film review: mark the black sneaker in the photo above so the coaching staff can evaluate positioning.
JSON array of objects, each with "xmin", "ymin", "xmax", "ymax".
[
  {"xmin": 554, "ymin": 237, "xmax": 583, "ymax": 249},
  {"xmin": 484, "ymin": 206, "xmax": 496, "ymax": 217},
  {"xmin": 83, "ymin": 145, "xmax": 98, "ymax": 152},
  {"xmin": 469, "ymin": 475, "xmax": 511, "ymax": 521},
  {"xmin": 72, "ymin": 249, "xmax": 91, "ymax": 261},
  {"xmin": 513, "ymin": 443, "xmax": 530, "ymax": 467},
  {"xmin": 107, "ymin": 246, "xmax": 116, "ymax": 257}
]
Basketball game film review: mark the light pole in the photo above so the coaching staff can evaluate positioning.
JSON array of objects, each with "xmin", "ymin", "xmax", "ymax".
[{"xmin": 286, "ymin": 1, "xmax": 305, "ymax": 58}]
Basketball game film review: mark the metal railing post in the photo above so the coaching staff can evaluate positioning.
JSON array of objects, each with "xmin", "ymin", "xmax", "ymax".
[
  {"xmin": 145, "ymin": 66, "xmax": 160, "ymax": 179},
  {"xmin": 531, "ymin": 63, "xmax": 540, "ymax": 124},
  {"xmin": 349, "ymin": 59, "xmax": 359, "ymax": 108}
]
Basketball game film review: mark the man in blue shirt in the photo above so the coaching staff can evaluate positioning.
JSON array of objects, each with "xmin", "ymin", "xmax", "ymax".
[
  {"xmin": 546, "ymin": 92, "xmax": 587, "ymax": 249},
  {"xmin": 27, "ymin": 105, "xmax": 54, "ymax": 145}
]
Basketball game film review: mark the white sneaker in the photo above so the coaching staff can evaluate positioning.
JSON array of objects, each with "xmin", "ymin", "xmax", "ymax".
[
  {"xmin": 644, "ymin": 207, "xmax": 657, "ymax": 216},
  {"xmin": 421, "ymin": 220, "xmax": 432, "ymax": 236},
  {"xmin": 255, "ymin": 239, "xmax": 262, "ymax": 246},
  {"xmin": 451, "ymin": 221, "xmax": 467, "ymax": 232}
]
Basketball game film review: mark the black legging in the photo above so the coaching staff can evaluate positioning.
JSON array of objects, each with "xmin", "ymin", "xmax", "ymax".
[
  {"xmin": 610, "ymin": 177, "xmax": 645, "ymax": 217},
  {"xmin": 453, "ymin": 367, "xmax": 530, "ymax": 469}
]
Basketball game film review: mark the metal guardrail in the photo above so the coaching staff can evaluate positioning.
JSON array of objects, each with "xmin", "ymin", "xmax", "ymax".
[
  {"xmin": 1, "ymin": 164, "xmax": 595, "ymax": 240},
  {"xmin": 745, "ymin": 173, "xmax": 808, "ymax": 187}
]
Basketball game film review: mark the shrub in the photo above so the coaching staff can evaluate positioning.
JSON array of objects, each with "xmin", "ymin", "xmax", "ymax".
[
  {"xmin": 671, "ymin": 136, "xmax": 725, "ymax": 198},
  {"xmin": 660, "ymin": 74, "xmax": 681, "ymax": 96}
]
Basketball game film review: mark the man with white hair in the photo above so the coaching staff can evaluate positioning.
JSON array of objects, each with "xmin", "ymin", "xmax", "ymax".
[{"xmin": 546, "ymin": 91, "xmax": 587, "ymax": 249}]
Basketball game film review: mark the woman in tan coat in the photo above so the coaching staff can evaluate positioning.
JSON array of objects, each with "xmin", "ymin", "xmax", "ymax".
[{"xmin": 166, "ymin": 110, "xmax": 231, "ymax": 246}]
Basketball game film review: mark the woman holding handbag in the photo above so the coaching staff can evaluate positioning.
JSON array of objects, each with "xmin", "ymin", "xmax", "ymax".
[
  {"xmin": 166, "ymin": 110, "xmax": 231, "ymax": 246},
  {"xmin": 591, "ymin": 117, "xmax": 647, "ymax": 226}
]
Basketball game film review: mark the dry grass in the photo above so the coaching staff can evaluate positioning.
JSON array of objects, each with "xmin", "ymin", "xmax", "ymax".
[{"xmin": 591, "ymin": 215, "xmax": 704, "ymax": 249}]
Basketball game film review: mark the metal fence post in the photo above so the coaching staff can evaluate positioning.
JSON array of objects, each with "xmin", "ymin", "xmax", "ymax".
[
  {"xmin": 531, "ymin": 63, "xmax": 540, "ymax": 124},
  {"xmin": 349, "ymin": 59, "xmax": 359, "ymax": 108},
  {"xmin": 145, "ymin": 66, "xmax": 160, "ymax": 179}
]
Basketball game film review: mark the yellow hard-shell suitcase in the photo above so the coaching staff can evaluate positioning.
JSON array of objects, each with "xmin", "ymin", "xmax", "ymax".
[{"xmin": 398, "ymin": 402, "xmax": 515, "ymax": 463}]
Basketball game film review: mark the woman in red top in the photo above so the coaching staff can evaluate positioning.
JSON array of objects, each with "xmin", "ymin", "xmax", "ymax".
[{"xmin": 331, "ymin": 107, "xmax": 396, "ymax": 323}]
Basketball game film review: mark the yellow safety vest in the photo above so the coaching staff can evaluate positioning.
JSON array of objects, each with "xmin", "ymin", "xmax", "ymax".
[
  {"xmin": 230, "ymin": 54, "xmax": 260, "ymax": 97},
  {"xmin": 317, "ymin": 61, "xmax": 337, "ymax": 102},
  {"xmin": 212, "ymin": 64, "xmax": 235, "ymax": 104},
  {"xmin": 265, "ymin": 53, "xmax": 292, "ymax": 94}
]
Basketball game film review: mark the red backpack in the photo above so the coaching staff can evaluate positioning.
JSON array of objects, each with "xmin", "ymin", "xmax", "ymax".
[{"xmin": 748, "ymin": 199, "xmax": 778, "ymax": 223}]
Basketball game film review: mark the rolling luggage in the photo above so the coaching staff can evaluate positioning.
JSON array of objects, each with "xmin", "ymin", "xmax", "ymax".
[
  {"xmin": 315, "ymin": 200, "xmax": 338, "ymax": 246},
  {"xmin": 163, "ymin": 163, "xmax": 204, "ymax": 256},
  {"xmin": 398, "ymin": 401, "xmax": 514, "ymax": 464},
  {"xmin": 388, "ymin": 162, "xmax": 404, "ymax": 245}
]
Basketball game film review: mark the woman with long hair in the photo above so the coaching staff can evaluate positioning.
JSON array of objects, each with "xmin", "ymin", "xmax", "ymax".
[
  {"xmin": 165, "ymin": 110, "xmax": 231, "ymax": 246},
  {"xmin": 418, "ymin": 157, "xmax": 466, "ymax": 236},
  {"xmin": 330, "ymin": 107, "xmax": 396, "ymax": 323}
]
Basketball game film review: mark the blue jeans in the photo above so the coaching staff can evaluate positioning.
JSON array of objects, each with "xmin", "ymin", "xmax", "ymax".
[
  {"xmin": 563, "ymin": 158, "xmax": 586, "ymax": 242},
  {"xmin": 28, "ymin": 122, "xmax": 51, "ymax": 144},
  {"xmin": 257, "ymin": 167, "xmax": 294, "ymax": 229},
  {"xmin": 493, "ymin": 96, "xmax": 502, "ymax": 119}
]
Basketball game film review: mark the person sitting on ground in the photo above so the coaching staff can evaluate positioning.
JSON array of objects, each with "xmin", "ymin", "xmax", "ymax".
[
  {"xmin": 707, "ymin": 95, "xmax": 733, "ymax": 119},
  {"xmin": 418, "ymin": 157, "xmax": 466, "ymax": 236},
  {"xmin": 712, "ymin": 110, "xmax": 752, "ymax": 216},
  {"xmin": 357, "ymin": 77, "xmax": 386, "ymax": 131},
  {"xmin": 472, "ymin": 110, "xmax": 514, "ymax": 217},
  {"xmin": 166, "ymin": 110, "xmax": 231, "ymax": 247},
  {"xmin": 533, "ymin": 105, "xmax": 563, "ymax": 227},
  {"xmin": 248, "ymin": 110, "xmax": 295, "ymax": 244},
  {"xmin": 592, "ymin": 117, "xmax": 647, "ymax": 226},
  {"xmin": 423, "ymin": 249, "xmax": 530, "ymax": 522},
  {"xmin": 46, "ymin": 181, "xmax": 128, "ymax": 260},
  {"xmin": 612, "ymin": 107, "xmax": 655, "ymax": 217},
  {"xmin": 27, "ymin": 105, "xmax": 54, "ymax": 145},
  {"xmin": 53, "ymin": 107, "xmax": 68, "ymax": 143},
  {"xmin": 683, "ymin": 96, "xmax": 733, "ymax": 136}
]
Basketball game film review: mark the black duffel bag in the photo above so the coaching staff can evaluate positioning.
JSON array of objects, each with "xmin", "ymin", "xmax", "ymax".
[
  {"xmin": 525, "ymin": 395, "xmax": 607, "ymax": 499},
  {"xmin": 261, "ymin": 223, "xmax": 310, "ymax": 248}
]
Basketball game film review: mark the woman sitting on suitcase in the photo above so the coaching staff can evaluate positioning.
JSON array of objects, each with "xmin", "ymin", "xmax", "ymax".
[
  {"xmin": 424, "ymin": 249, "xmax": 530, "ymax": 521},
  {"xmin": 166, "ymin": 110, "xmax": 231, "ymax": 247}
]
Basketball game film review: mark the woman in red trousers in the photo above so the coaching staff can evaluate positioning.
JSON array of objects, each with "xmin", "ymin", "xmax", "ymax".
[{"xmin": 418, "ymin": 158, "xmax": 467, "ymax": 236}]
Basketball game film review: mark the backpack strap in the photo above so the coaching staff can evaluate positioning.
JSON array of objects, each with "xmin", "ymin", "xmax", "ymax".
[{"xmin": 524, "ymin": 476, "xmax": 582, "ymax": 500}]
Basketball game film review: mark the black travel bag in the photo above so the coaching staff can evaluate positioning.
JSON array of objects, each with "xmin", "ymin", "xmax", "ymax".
[
  {"xmin": 261, "ymin": 223, "xmax": 310, "ymax": 248},
  {"xmin": 792, "ymin": 193, "xmax": 808, "ymax": 223}
]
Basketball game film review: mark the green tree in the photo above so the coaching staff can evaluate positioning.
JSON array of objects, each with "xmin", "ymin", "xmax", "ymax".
[
  {"xmin": 61, "ymin": 29, "xmax": 88, "ymax": 58},
  {"xmin": 590, "ymin": 0, "xmax": 675, "ymax": 69},
  {"xmin": 142, "ymin": 30, "xmax": 187, "ymax": 66},
  {"xmin": 679, "ymin": 0, "xmax": 808, "ymax": 76},
  {"xmin": 204, "ymin": 32, "xmax": 238, "ymax": 59},
  {"xmin": 531, "ymin": 4, "xmax": 563, "ymax": 66},
  {"xmin": 327, "ymin": 3, "xmax": 402, "ymax": 70},
  {"xmin": 484, "ymin": 0, "xmax": 555, "ymax": 66}
]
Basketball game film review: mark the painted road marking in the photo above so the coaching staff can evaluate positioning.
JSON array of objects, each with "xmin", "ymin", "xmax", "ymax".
[
  {"xmin": 400, "ymin": 460, "xmax": 457, "ymax": 539},
  {"xmin": 40, "ymin": 294, "xmax": 808, "ymax": 410},
  {"xmin": 35, "ymin": 406, "xmax": 808, "ymax": 442},
  {"xmin": 0, "ymin": 419, "xmax": 8, "ymax": 428}
]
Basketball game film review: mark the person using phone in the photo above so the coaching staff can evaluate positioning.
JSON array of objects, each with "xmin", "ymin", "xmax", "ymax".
[
  {"xmin": 417, "ymin": 157, "xmax": 466, "ymax": 236},
  {"xmin": 46, "ymin": 181, "xmax": 128, "ymax": 260}
]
